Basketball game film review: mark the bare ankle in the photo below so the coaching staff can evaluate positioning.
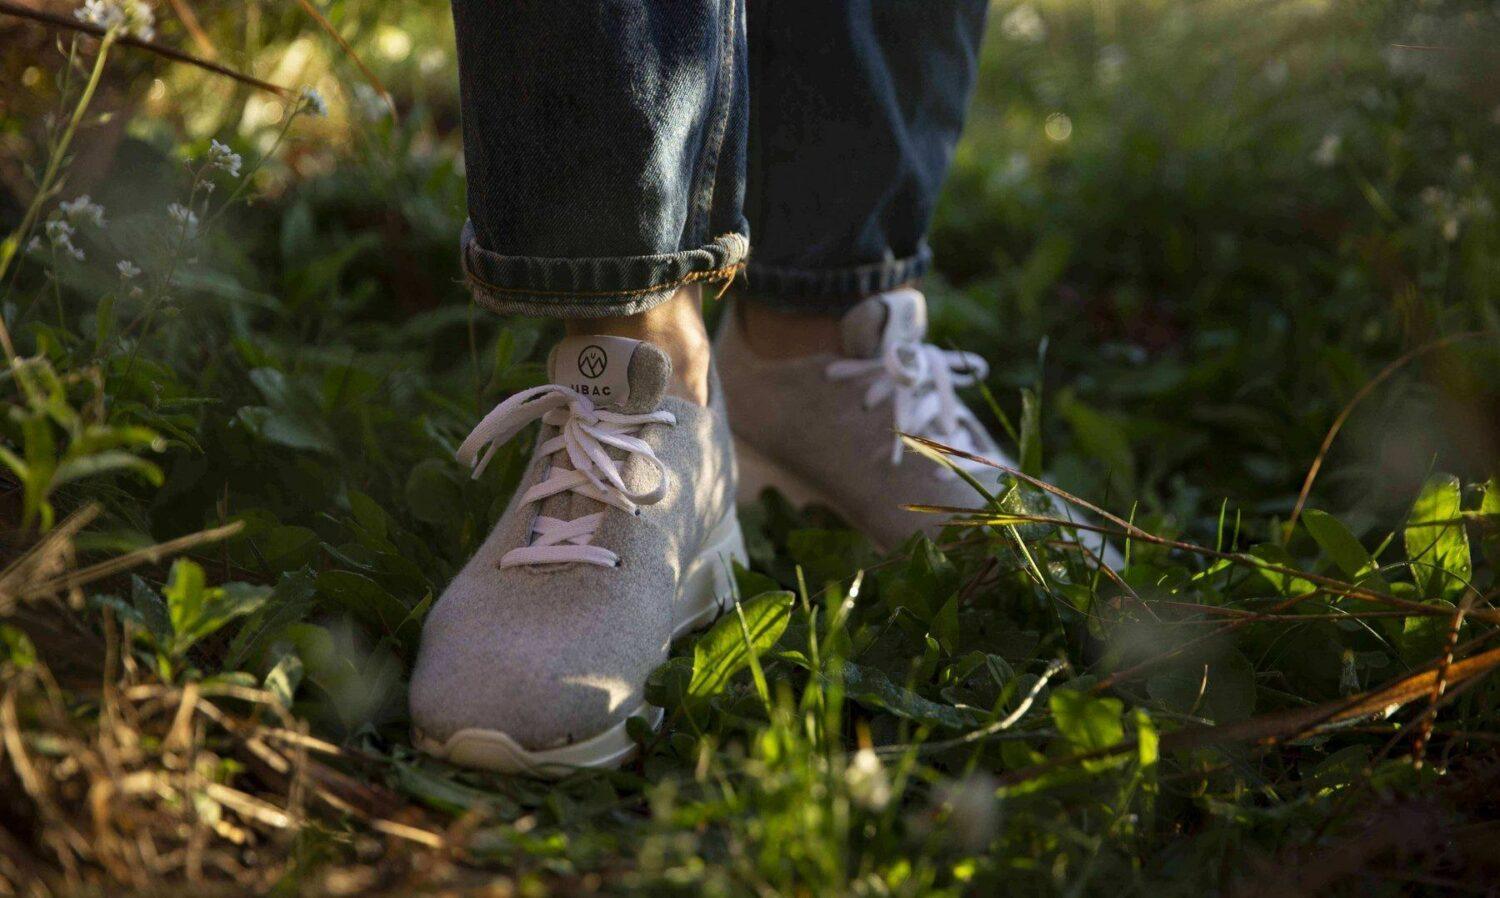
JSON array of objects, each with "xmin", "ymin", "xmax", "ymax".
[
  {"xmin": 737, "ymin": 301, "xmax": 844, "ymax": 359},
  {"xmin": 565, "ymin": 287, "xmax": 711, "ymax": 404}
]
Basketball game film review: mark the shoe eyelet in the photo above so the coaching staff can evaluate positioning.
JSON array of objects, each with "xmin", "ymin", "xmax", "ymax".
[
  {"xmin": 614, "ymin": 560, "xmax": 623, "ymax": 568},
  {"xmin": 633, "ymin": 508, "xmax": 642, "ymax": 517}
]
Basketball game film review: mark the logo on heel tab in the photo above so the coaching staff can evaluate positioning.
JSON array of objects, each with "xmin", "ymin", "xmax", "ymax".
[{"xmin": 577, "ymin": 345, "xmax": 608, "ymax": 379}]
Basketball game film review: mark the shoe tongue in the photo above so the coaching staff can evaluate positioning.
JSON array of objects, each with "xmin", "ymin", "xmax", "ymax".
[
  {"xmin": 547, "ymin": 334, "xmax": 671, "ymax": 413},
  {"xmin": 839, "ymin": 288, "xmax": 929, "ymax": 358}
]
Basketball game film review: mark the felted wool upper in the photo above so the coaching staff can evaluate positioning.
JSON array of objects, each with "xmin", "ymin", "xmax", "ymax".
[
  {"xmin": 409, "ymin": 339, "xmax": 736, "ymax": 751},
  {"xmin": 716, "ymin": 290, "xmax": 1021, "ymax": 552}
]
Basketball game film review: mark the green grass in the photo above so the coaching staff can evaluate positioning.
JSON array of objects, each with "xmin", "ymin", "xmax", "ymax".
[{"xmin": 1, "ymin": 0, "xmax": 1498, "ymax": 895}]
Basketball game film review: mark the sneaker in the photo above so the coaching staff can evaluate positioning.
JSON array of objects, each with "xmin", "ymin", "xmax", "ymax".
[
  {"xmin": 716, "ymin": 288, "xmax": 1121, "ymax": 566},
  {"xmin": 409, "ymin": 335, "xmax": 746, "ymax": 776}
]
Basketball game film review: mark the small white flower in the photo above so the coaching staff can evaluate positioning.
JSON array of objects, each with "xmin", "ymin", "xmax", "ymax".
[
  {"xmin": 1001, "ymin": 4, "xmax": 1047, "ymax": 44},
  {"xmin": 44, "ymin": 218, "xmax": 85, "ymax": 260},
  {"xmin": 300, "ymin": 87, "xmax": 328, "ymax": 117},
  {"xmin": 26, "ymin": 236, "xmax": 43, "ymax": 254},
  {"xmin": 116, "ymin": 259, "xmax": 141, "ymax": 279},
  {"xmin": 167, "ymin": 202, "xmax": 199, "ymax": 238},
  {"xmin": 59, "ymin": 194, "xmax": 106, "ymax": 228},
  {"xmin": 75, "ymin": 0, "xmax": 124, "ymax": 31},
  {"xmin": 74, "ymin": 0, "xmax": 155, "ymax": 41},
  {"xmin": 205, "ymin": 139, "xmax": 242, "ymax": 177},
  {"xmin": 1312, "ymin": 132, "xmax": 1342, "ymax": 168},
  {"xmin": 1442, "ymin": 217, "xmax": 1460, "ymax": 242},
  {"xmin": 844, "ymin": 748, "xmax": 891, "ymax": 811}
]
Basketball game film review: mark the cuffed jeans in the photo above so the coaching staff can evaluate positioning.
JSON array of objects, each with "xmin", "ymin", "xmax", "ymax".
[{"xmin": 451, "ymin": 0, "xmax": 988, "ymax": 318}]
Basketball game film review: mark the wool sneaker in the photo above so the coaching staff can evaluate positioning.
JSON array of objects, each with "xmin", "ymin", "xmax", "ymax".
[
  {"xmin": 409, "ymin": 335, "xmax": 746, "ymax": 776},
  {"xmin": 716, "ymin": 288, "xmax": 1122, "ymax": 566}
]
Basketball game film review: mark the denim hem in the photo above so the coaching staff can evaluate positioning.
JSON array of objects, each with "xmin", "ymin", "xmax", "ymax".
[
  {"xmin": 461, "ymin": 221, "xmax": 750, "ymax": 318},
  {"xmin": 741, "ymin": 242, "xmax": 932, "ymax": 313}
]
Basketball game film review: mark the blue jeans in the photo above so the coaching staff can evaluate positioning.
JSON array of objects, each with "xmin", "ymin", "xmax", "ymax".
[{"xmin": 452, "ymin": 0, "xmax": 988, "ymax": 318}]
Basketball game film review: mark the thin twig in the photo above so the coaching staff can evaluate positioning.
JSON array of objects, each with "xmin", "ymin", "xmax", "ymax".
[{"xmin": 0, "ymin": 0, "xmax": 295, "ymax": 97}]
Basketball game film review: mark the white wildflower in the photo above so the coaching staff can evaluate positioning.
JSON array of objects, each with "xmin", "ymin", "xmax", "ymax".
[
  {"xmin": 1000, "ymin": 4, "xmax": 1047, "ymax": 44},
  {"xmin": 844, "ymin": 748, "xmax": 891, "ymax": 812},
  {"xmin": 1312, "ymin": 132, "xmax": 1342, "ymax": 168},
  {"xmin": 59, "ymin": 194, "xmax": 106, "ymax": 228},
  {"xmin": 44, "ymin": 218, "xmax": 85, "ymax": 260},
  {"xmin": 1442, "ymin": 217, "xmax": 1460, "ymax": 242},
  {"xmin": 26, "ymin": 236, "xmax": 43, "ymax": 254},
  {"xmin": 205, "ymin": 139, "xmax": 242, "ymax": 177},
  {"xmin": 300, "ymin": 87, "xmax": 328, "ymax": 117},
  {"xmin": 167, "ymin": 202, "xmax": 199, "ymax": 238},
  {"xmin": 116, "ymin": 259, "xmax": 141, "ymax": 279},
  {"xmin": 74, "ymin": 0, "xmax": 155, "ymax": 41}
]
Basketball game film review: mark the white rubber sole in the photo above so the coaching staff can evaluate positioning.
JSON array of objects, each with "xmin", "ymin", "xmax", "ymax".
[{"xmin": 414, "ymin": 509, "xmax": 748, "ymax": 778}]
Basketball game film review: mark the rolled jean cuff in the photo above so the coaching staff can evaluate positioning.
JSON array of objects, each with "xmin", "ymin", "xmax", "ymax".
[
  {"xmin": 460, "ymin": 221, "xmax": 751, "ymax": 318},
  {"xmin": 741, "ymin": 242, "xmax": 932, "ymax": 313}
]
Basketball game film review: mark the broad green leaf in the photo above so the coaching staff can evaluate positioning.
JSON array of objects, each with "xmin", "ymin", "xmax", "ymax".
[
  {"xmin": 163, "ymin": 560, "xmax": 272, "ymax": 656},
  {"xmin": 405, "ymin": 458, "xmax": 465, "ymax": 525},
  {"xmin": 263, "ymin": 645, "xmax": 304, "ymax": 708},
  {"xmin": 1303, "ymin": 509, "xmax": 1390, "ymax": 592},
  {"xmin": 836, "ymin": 660, "xmax": 977, "ymax": 730},
  {"xmin": 687, "ymin": 591, "xmax": 792, "ymax": 699},
  {"xmin": 732, "ymin": 562, "xmax": 780, "ymax": 604},
  {"xmin": 315, "ymin": 570, "xmax": 412, "ymax": 639},
  {"xmin": 1, "ymin": 624, "xmax": 38, "ymax": 668},
  {"xmin": 393, "ymin": 762, "xmax": 520, "ymax": 818},
  {"xmin": 1404, "ymin": 475, "xmax": 1471, "ymax": 602},
  {"xmin": 931, "ymin": 595, "xmax": 959, "ymax": 655},
  {"xmin": 236, "ymin": 406, "xmax": 337, "ymax": 454},
  {"xmin": 1050, "ymin": 689, "xmax": 1125, "ymax": 756},
  {"xmin": 164, "ymin": 559, "xmax": 209, "ymax": 641},
  {"xmin": 645, "ymin": 656, "xmax": 694, "ymax": 709},
  {"xmin": 52, "ymin": 451, "xmax": 163, "ymax": 487},
  {"xmin": 1480, "ymin": 477, "xmax": 1500, "ymax": 569},
  {"xmin": 225, "ymin": 568, "xmax": 318, "ymax": 669},
  {"xmin": 1132, "ymin": 708, "xmax": 1159, "ymax": 768},
  {"xmin": 131, "ymin": 575, "xmax": 173, "ymax": 645}
]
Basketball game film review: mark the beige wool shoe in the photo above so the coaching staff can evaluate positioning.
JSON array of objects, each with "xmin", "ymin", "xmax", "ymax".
[
  {"xmin": 716, "ymin": 288, "xmax": 1122, "ymax": 567},
  {"xmin": 410, "ymin": 336, "xmax": 746, "ymax": 777}
]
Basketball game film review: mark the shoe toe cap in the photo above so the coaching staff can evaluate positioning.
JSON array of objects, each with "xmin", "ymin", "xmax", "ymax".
[{"xmin": 408, "ymin": 566, "xmax": 667, "ymax": 753}]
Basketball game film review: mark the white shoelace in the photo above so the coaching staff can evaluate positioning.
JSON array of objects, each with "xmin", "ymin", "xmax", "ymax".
[
  {"xmin": 456, "ymin": 384, "xmax": 675, "ymax": 568},
  {"xmin": 826, "ymin": 340, "xmax": 991, "ymax": 479}
]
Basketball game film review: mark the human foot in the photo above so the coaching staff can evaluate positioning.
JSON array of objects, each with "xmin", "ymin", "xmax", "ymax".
[
  {"xmin": 716, "ymin": 288, "xmax": 1122, "ymax": 566},
  {"xmin": 409, "ymin": 335, "xmax": 745, "ymax": 776}
]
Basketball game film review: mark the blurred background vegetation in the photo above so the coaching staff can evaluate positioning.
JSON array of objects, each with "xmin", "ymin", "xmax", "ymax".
[{"xmin": 1, "ymin": 0, "xmax": 1498, "ymax": 894}]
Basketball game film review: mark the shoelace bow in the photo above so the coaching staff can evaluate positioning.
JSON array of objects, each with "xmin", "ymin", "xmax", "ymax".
[
  {"xmin": 826, "ymin": 340, "xmax": 990, "ymax": 479},
  {"xmin": 457, "ymin": 384, "xmax": 675, "ymax": 567}
]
